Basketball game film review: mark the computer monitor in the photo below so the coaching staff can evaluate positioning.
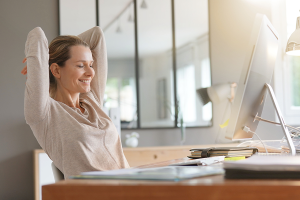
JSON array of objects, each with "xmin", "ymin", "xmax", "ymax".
[{"xmin": 225, "ymin": 14, "xmax": 279, "ymax": 141}]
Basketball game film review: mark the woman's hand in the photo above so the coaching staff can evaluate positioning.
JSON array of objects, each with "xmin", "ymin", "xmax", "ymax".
[{"xmin": 21, "ymin": 57, "xmax": 27, "ymax": 75}]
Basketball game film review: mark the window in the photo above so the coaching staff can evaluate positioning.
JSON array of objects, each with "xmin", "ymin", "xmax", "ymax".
[
  {"xmin": 278, "ymin": 0, "xmax": 300, "ymax": 125},
  {"xmin": 177, "ymin": 65, "xmax": 197, "ymax": 123},
  {"xmin": 105, "ymin": 77, "xmax": 137, "ymax": 128},
  {"xmin": 201, "ymin": 58, "xmax": 212, "ymax": 121},
  {"xmin": 59, "ymin": 0, "xmax": 211, "ymax": 129}
]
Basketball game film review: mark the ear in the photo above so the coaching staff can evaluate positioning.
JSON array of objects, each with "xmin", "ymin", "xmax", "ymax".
[{"xmin": 50, "ymin": 63, "xmax": 61, "ymax": 79}]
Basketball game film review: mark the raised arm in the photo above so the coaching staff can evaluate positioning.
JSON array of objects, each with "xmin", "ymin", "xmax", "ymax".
[
  {"xmin": 24, "ymin": 27, "xmax": 50, "ymax": 124},
  {"xmin": 78, "ymin": 27, "xmax": 107, "ymax": 107}
]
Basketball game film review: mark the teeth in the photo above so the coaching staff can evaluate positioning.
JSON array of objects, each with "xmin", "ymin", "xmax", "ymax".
[{"xmin": 79, "ymin": 80, "xmax": 91, "ymax": 83}]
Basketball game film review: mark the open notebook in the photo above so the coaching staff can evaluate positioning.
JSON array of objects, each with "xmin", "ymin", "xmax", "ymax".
[{"xmin": 70, "ymin": 166, "xmax": 224, "ymax": 181}]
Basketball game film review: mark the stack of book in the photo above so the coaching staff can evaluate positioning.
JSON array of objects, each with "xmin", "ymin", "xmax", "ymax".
[{"xmin": 188, "ymin": 147, "xmax": 258, "ymax": 158}]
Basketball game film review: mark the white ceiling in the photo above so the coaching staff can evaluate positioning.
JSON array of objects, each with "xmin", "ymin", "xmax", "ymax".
[
  {"xmin": 101, "ymin": 0, "xmax": 209, "ymax": 58},
  {"xmin": 60, "ymin": 0, "xmax": 97, "ymax": 35},
  {"xmin": 60, "ymin": 0, "xmax": 209, "ymax": 59}
]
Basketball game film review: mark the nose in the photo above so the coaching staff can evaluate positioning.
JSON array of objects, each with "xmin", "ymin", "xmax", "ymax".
[{"xmin": 84, "ymin": 65, "xmax": 95, "ymax": 77}]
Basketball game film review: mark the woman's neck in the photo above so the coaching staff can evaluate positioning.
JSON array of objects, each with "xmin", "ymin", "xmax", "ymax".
[{"xmin": 53, "ymin": 86, "xmax": 83, "ymax": 112}]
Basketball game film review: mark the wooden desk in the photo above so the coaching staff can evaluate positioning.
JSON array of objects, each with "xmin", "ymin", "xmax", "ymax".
[
  {"xmin": 123, "ymin": 143, "xmax": 236, "ymax": 167},
  {"xmin": 42, "ymin": 157, "xmax": 300, "ymax": 200},
  {"xmin": 35, "ymin": 144, "xmax": 238, "ymax": 200},
  {"xmin": 43, "ymin": 176, "xmax": 300, "ymax": 200}
]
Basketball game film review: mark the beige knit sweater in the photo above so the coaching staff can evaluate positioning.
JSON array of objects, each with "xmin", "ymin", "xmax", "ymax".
[{"xmin": 24, "ymin": 27, "xmax": 130, "ymax": 179}]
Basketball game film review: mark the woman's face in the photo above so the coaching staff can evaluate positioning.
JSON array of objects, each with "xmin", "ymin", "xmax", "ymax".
[{"xmin": 59, "ymin": 45, "xmax": 94, "ymax": 94}]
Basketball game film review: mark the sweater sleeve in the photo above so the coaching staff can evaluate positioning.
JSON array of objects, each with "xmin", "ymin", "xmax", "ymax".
[
  {"xmin": 24, "ymin": 27, "xmax": 50, "ymax": 124},
  {"xmin": 78, "ymin": 27, "xmax": 107, "ymax": 108}
]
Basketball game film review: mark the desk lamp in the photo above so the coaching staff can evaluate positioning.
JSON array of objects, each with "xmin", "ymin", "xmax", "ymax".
[
  {"xmin": 197, "ymin": 83, "xmax": 237, "ymax": 105},
  {"xmin": 197, "ymin": 83, "xmax": 237, "ymax": 143},
  {"xmin": 286, "ymin": 14, "xmax": 300, "ymax": 56}
]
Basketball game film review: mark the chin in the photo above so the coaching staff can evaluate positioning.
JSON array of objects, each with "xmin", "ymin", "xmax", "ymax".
[
  {"xmin": 79, "ymin": 88, "xmax": 91, "ymax": 94},
  {"xmin": 82, "ymin": 90, "xmax": 90, "ymax": 94}
]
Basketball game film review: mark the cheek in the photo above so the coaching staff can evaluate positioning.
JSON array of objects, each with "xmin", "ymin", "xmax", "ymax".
[
  {"xmin": 92, "ymin": 68, "xmax": 95, "ymax": 78},
  {"xmin": 61, "ymin": 69, "xmax": 81, "ymax": 86},
  {"xmin": 61, "ymin": 76, "xmax": 72, "ymax": 88}
]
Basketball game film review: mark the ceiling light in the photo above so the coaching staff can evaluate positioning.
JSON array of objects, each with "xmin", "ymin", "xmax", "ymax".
[
  {"xmin": 128, "ymin": 14, "xmax": 134, "ymax": 22},
  {"xmin": 140, "ymin": 0, "xmax": 147, "ymax": 9},
  {"xmin": 116, "ymin": 26, "xmax": 122, "ymax": 33}
]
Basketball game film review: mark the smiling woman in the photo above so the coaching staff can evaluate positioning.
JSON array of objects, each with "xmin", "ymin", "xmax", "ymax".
[
  {"xmin": 50, "ymin": 45, "xmax": 95, "ymax": 113},
  {"xmin": 22, "ymin": 26, "xmax": 130, "ymax": 179},
  {"xmin": 48, "ymin": 35, "xmax": 94, "ymax": 102}
]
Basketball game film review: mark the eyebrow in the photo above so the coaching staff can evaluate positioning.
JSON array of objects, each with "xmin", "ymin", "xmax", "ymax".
[{"xmin": 75, "ymin": 60, "xmax": 94, "ymax": 63}]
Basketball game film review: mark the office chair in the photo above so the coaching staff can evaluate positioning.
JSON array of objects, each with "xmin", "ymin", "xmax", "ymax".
[{"xmin": 51, "ymin": 162, "xmax": 64, "ymax": 182}]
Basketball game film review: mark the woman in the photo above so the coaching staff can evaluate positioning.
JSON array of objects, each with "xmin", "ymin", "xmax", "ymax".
[{"xmin": 21, "ymin": 27, "xmax": 130, "ymax": 179}]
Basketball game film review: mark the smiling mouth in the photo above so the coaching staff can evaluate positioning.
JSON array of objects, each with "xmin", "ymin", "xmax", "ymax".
[{"xmin": 79, "ymin": 79, "xmax": 91, "ymax": 83}]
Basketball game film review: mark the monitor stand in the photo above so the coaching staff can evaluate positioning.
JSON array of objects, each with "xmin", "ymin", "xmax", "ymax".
[{"xmin": 256, "ymin": 84, "xmax": 296, "ymax": 155}]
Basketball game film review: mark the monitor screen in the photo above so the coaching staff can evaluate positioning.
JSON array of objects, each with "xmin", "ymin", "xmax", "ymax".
[{"xmin": 225, "ymin": 14, "xmax": 279, "ymax": 140}]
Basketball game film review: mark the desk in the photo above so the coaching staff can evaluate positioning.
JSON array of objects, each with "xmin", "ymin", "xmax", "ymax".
[
  {"xmin": 123, "ymin": 143, "xmax": 236, "ymax": 167},
  {"xmin": 35, "ymin": 144, "xmax": 238, "ymax": 200},
  {"xmin": 42, "ymin": 157, "xmax": 300, "ymax": 200}
]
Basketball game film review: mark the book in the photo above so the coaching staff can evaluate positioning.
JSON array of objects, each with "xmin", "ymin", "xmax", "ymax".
[
  {"xmin": 70, "ymin": 166, "xmax": 224, "ymax": 181},
  {"xmin": 224, "ymin": 154, "xmax": 300, "ymax": 179},
  {"xmin": 168, "ymin": 156, "xmax": 225, "ymax": 166},
  {"xmin": 188, "ymin": 147, "xmax": 258, "ymax": 158}
]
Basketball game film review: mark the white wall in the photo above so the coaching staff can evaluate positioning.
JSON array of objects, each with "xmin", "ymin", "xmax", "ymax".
[
  {"xmin": 108, "ymin": 59, "xmax": 135, "ymax": 78},
  {"xmin": 139, "ymin": 52, "xmax": 174, "ymax": 127},
  {"xmin": 0, "ymin": 0, "xmax": 58, "ymax": 199}
]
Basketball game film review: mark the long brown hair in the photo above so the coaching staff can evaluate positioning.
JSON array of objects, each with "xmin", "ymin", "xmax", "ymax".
[{"xmin": 48, "ymin": 36, "xmax": 89, "ymax": 98}]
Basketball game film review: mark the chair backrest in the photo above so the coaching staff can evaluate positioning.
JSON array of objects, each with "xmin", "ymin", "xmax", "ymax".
[{"xmin": 51, "ymin": 162, "xmax": 64, "ymax": 182}]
